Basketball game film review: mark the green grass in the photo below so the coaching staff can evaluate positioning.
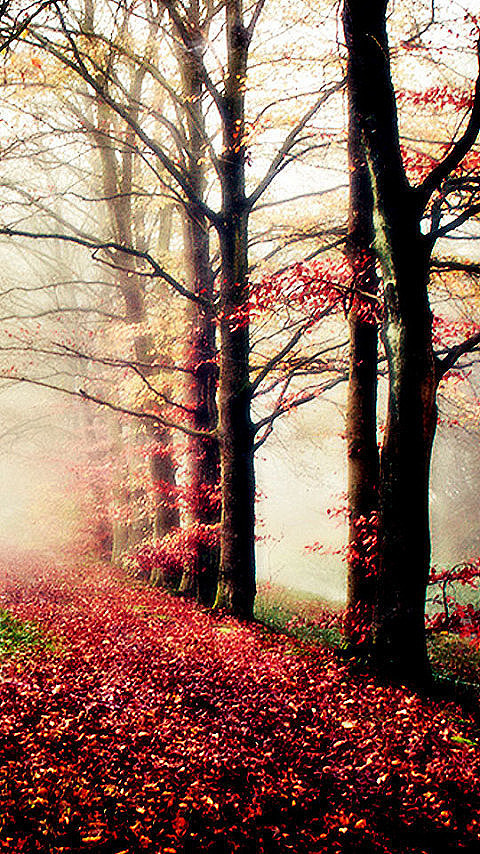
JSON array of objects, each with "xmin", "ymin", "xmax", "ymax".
[
  {"xmin": 255, "ymin": 582, "xmax": 344, "ymax": 648},
  {"xmin": 0, "ymin": 608, "xmax": 55, "ymax": 658},
  {"xmin": 428, "ymin": 632, "xmax": 480, "ymax": 688},
  {"xmin": 256, "ymin": 583, "xmax": 480, "ymax": 689}
]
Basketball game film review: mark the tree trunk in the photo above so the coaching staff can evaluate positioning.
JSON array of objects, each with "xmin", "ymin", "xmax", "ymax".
[
  {"xmin": 91, "ymin": 73, "xmax": 179, "ymax": 568},
  {"xmin": 176, "ymin": 17, "xmax": 220, "ymax": 605},
  {"xmin": 344, "ymin": 54, "xmax": 379, "ymax": 650},
  {"xmin": 343, "ymin": 0, "xmax": 436, "ymax": 689},
  {"xmin": 150, "ymin": 423, "xmax": 180, "ymax": 540},
  {"xmin": 345, "ymin": 303, "xmax": 379, "ymax": 648},
  {"xmin": 214, "ymin": 0, "xmax": 256, "ymax": 618},
  {"xmin": 118, "ymin": 261, "xmax": 180, "ymax": 569},
  {"xmin": 178, "ymin": 281, "xmax": 220, "ymax": 604},
  {"xmin": 374, "ymin": 228, "xmax": 437, "ymax": 688},
  {"xmin": 215, "ymin": 282, "xmax": 255, "ymax": 617},
  {"xmin": 215, "ymin": 244, "xmax": 256, "ymax": 618}
]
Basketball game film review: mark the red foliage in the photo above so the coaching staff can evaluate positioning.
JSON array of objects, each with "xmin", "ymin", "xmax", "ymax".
[
  {"xmin": 126, "ymin": 524, "xmax": 220, "ymax": 587},
  {"xmin": 428, "ymin": 559, "xmax": 480, "ymax": 640},
  {"xmin": 305, "ymin": 502, "xmax": 378, "ymax": 583},
  {"xmin": 220, "ymin": 258, "xmax": 351, "ymax": 332},
  {"xmin": 346, "ymin": 512, "xmax": 378, "ymax": 580},
  {"xmin": 398, "ymin": 87, "xmax": 474, "ymax": 112},
  {"xmin": 400, "ymin": 143, "xmax": 441, "ymax": 183},
  {"xmin": 306, "ymin": 507, "xmax": 378, "ymax": 648},
  {"xmin": 0, "ymin": 552, "xmax": 480, "ymax": 853},
  {"xmin": 432, "ymin": 315, "xmax": 480, "ymax": 351},
  {"xmin": 254, "ymin": 258, "xmax": 352, "ymax": 315}
]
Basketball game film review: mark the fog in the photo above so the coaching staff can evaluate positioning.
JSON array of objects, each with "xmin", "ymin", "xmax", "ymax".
[
  {"xmin": 257, "ymin": 400, "xmax": 480, "ymax": 602},
  {"xmin": 0, "ymin": 385, "xmax": 81, "ymax": 556},
  {"xmin": 0, "ymin": 457, "xmax": 68, "ymax": 551},
  {"xmin": 255, "ymin": 401, "xmax": 348, "ymax": 601},
  {"xmin": 1, "ymin": 376, "xmax": 479, "ymax": 606}
]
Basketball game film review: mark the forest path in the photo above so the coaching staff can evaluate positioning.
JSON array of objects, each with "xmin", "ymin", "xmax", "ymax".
[{"xmin": 0, "ymin": 550, "xmax": 479, "ymax": 853}]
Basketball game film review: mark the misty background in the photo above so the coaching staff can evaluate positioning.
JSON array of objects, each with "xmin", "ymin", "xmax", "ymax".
[{"xmin": 1, "ymin": 377, "xmax": 479, "ymax": 605}]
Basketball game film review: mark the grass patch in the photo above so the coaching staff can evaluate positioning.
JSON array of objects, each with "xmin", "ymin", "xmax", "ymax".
[
  {"xmin": 0, "ymin": 608, "xmax": 54, "ymax": 658},
  {"xmin": 255, "ymin": 582, "xmax": 344, "ymax": 648},
  {"xmin": 256, "ymin": 584, "xmax": 480, "ymax": 689},
  {"xmin": 428, "ymin": 632, "xmax": 480, "ymax": 687}
]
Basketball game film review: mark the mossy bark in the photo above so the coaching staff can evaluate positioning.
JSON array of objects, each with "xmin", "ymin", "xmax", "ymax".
[{"xmin": 343, "ymin": 0, "xmax": 436, "ymax": 690}]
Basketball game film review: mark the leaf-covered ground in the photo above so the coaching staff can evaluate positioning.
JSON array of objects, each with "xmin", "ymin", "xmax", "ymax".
[{"xmin": 0, "ymin": 551, "xmax": 479, "ymax": 853}]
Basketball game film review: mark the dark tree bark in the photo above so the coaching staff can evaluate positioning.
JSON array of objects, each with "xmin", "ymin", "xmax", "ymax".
[
  {"xmin": 178, "ymin": 205, "xmax": 220, "ymax": 602},
  {"xmin": 213, "ymin": 0, "xmax": 256, "ymax": 619},
  {"xmin": 344, "ymin": 54, "xmax": 380, "ymax": 651},
  {"xmin": 343, "ymin": 0, "xmax": 480, "ymax": 690},
  {"xmin": 342, "ymin": 0, "xmax": 439, "ymax": 689}
]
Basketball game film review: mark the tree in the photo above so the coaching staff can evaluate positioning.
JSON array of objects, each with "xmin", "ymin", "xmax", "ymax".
[
  {"xmin": 12, "ymin": 0, "xmax": 343, "ymax": 619},
  {"xmin": 342, "ymin": 0, "xmax": 480, "ymax": 689},
  {"xmin": 84, "ymin": 38, "xmax": 182, "ymax": 557},
  {"xmin": 171, "ymin": 1, "xmax": 220, "ymax": 605},
  {"xmin": 344, "ymin": 57, "xmax": 379, "ymax": 651}
]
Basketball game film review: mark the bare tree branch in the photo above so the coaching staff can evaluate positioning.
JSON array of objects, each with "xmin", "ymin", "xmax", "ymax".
[
  {"xmin": 436, "ymin": 330, "xmax": 480, "ymax": 380},
  {"xmin": 417, "ymin": 40, "xmax": 480, "ymax": 208},
  {"xmin": 0, "ymin": 226, "xmax": 207, "ymax": 305},
  {"xmin": 250, "ymin": 305, "xmax": 338, "ymax": 394},
  {"xmin": 430, "ymin": 256, "xmax": 480, "ymax": 275},
  {"xmin": 30, "ymin": 6, "xmax": 221, "ymax": 225},
  {"xmin": 0, "ymin": 0, "xmax": 53, "ymax": 52},
  {"xmin": 246, "ymin": 0, "xmax": 267, "ymax": 44},
  {"xmin": 253, "ymin": 375, "xmax": 345, "ymax": 449},
  {"xmin": 428, "ymin": 202, "xmax": 480, "ymax": 241},
  {"xmin": 0, "ymin": 373, "xmax": 216, "ymax": 439},
  {"xmin": 247, "ymin": 78, "xmax": 346, "ymax": 209}
]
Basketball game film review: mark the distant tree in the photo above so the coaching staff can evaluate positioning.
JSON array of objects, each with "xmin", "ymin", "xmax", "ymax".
[
  {"xmin": 168, "ymin": 1, "xmax": 220, "ymax": 605},
  {"xmin": 78, "ymin": 17, "xmax": 181, "ymax": 557}
]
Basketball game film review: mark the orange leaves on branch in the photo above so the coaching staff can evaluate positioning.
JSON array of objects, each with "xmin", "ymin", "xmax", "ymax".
[
  {"xmin": 255, "ymin": 258, "xmax": 352, "ymax": 318},
  {"xmin": 398, "ymin": 86, "xmax": 474, "ymax": 112},
  {"xmin": 400, "ymin": 143, "xmax": 441, "ymax": 183},
  {"xmin": 432, "ymin": 315, "xmax": 480, "ymax": 350}
]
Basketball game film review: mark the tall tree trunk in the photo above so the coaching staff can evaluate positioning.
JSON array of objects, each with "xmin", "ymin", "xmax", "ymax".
[
  {"xmin": 214, "ymin": 0, "xmax": 256, "ymax": 618},
  {"xmin": 117, "ymin": 260, "xmax": 180, "ymax": 569},
  {"xmin": 93, "ymin": 86, "xmax": 179, "ymax": 566},
  {"xmin": 375, "ymin": 231, "xmax": 436, "ymax": 688},
  {"xmin": 343, "ymin": 0, "xmax": 435, "ymax": 689},
  {"xmin": 178, "ymin": 243, "xmax": 220, "ymax": 604},
  {"xmin": 215, "ymin": 217, "xmax": 255, "ymax": 618},
  {"xmin": 344, "ymin": 58, "xmax": 379, "ymax": 650},
  {"xmin": 175, "ymin": 11, "xmax": 220, "ymax": 605}
]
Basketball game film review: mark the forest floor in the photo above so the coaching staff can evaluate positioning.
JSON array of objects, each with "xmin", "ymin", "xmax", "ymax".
[{"xmin": 0, "ymin": 550, "xmax": 480, "ymax": 853}]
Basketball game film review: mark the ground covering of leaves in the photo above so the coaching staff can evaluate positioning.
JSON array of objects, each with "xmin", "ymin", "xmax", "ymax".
[{"xmin": 0, "ymin": 552, "xmax": 480, "ymax": 853}]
